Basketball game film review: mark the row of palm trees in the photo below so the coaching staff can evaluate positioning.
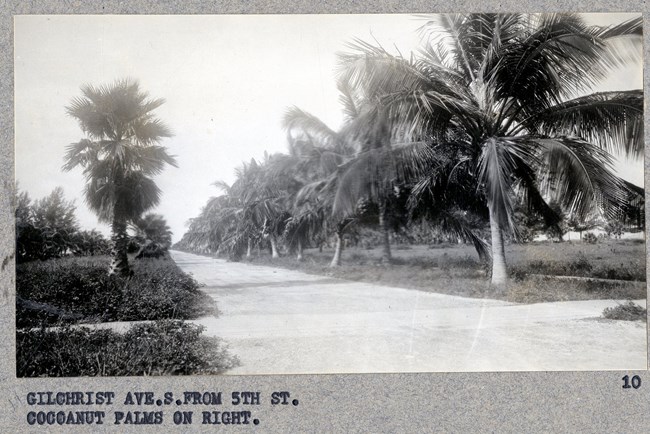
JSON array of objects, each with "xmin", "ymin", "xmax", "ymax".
[
  {"xmin": 178, "ymin": 14, "xmax": 643, "ymax": 288},
  {"xmin": 67, "ymin": 14, "xmax": 643, "ymax": 289}
]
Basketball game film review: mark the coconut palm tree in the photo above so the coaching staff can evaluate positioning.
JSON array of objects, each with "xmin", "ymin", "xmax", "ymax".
[
  {"xmin": 183, "ymin": 156, "xmax": 292, "ymax": 260},
  {"xmin": 279, "ymin": 110, "xmax": 344, "ymax": 261},
  {"xmin": 299, "ymin": 75, "xmax": 438, "ymax": 264},
  {"xmin": 63, "ymin": 79, "xmax": 177, "ymax": 276},
  {"xmin": 282, "ymin": 105, "xmax": 357, "ymax": 266},
  {"xmin": 209, "ymin": 179, "xmax": 259, "ymax": 258},
  {"xmin": 176, "ymin": 194, "xmax": 234, "ymax": 255},
  {"xmin": 338, "ymin": 13, "xmax": 643, "ymax": 287}
]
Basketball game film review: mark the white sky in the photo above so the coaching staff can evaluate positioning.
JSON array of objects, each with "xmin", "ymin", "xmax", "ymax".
[{"xmin": 14, "ymin": 14, "xmax": 643, "ymax": 242}]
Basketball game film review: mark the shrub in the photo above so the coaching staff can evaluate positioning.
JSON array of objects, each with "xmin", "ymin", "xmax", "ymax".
[
  {"xmin": 602, "ymin": 301, "xmax": 647, "ymax": 321},
  {"xmin": 16, "ymin": 257, "xmax": 123, "ymax": 327},
  {"xmin": 134, "ymin": 242, "xmax": 168, "ymax": 259},
  {"xmin": 604, "ymin": 220, "xmax": 624, "ymax": 239},
  {"xmin": 119, "ymin": 258, "xmax": 216, "ymax": 321},
  {"xmin": 582, "ymin": 232, "xmax": 598, "ymax": 244},
  {"xmin": 16, "ymin": 320, "xmax": 239, "ymax": 377},
  {"xmin": 591, "ymin": 261, "xmax": 645, "ymax": 281},
  {"xmin": 71, "ymin": 230, "xmax": 111, "ymax": 256},
  {"xmin": 16, "ymin": 256, "xmax": 216, "ymax": 327},
  {"xmin": 566, "ymin": 252, "xmax": 593, "ymax": 274}
]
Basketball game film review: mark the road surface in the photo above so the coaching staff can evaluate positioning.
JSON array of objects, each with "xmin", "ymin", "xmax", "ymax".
[{"xmin": 170, "ymin": 250, "xmax": 647, "ymax": 374}]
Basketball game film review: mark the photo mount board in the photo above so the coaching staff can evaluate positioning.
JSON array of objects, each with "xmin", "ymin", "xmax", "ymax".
[{"xmin": 2, "ymin": 2, "xmax": 649, "ymax": 432}]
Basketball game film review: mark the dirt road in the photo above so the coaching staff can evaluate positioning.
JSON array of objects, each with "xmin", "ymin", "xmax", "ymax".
[{"xmin": 170, "ymin": 250, "xmax": 647, "ymax": 374}]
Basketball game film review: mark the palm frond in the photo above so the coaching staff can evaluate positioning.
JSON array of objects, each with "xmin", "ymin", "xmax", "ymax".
[
  {"xmin": 525, "ymin": 90, "xmax": 643, "ymax": 157},
  {"xmin": 333, "ymin": 141, "xmax": 438, "ymax": 218},
  {"xmin": 118, "ymin": 172, "xmax": 163, "ymax": 221},
  {"xmin": 512, "ymin": 161, "xmax": 563, "ymax": 230},
  {"xmin": 436, "ymin": 209, "xmax": 490, "ymax": 259},
  {"xmin": 62, "ymin": 139, "xmax": 100, "ymax": 172},
  {"xmin": 590, "ymin": 16, "xmax": 643, "ymax": 72},
  {"xmin": 337, "ymin": 77, "xmax": 363, "ymax": 121},
  {"xmin": 492, "ymin": 14, "xmax": 642, "ymax": 113},
  {"xmin": 533, "ymin": 137, "xmax": 628, "ymax": 220},
  {"xmin": 477, "ymin": 138, "xmax": 519, "ymax": 232},
  {"xmin": 131, "ymin": 118, "xmax": 173, "ymax": 145},
  {"xmin": 212, "ymin": 180, "xmax": 232, "ymax": 194},
  {"xmin": 129, "ymin": 144, "xmax": 179, "ymax": 174},
  {"xmin": 283, "ymin": 106, "xmax": 341, "ymax": 148}
]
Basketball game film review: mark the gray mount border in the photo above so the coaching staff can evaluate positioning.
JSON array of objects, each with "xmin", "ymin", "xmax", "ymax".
[{"xmin": 1, "ymin": 2, "xmax": 648, "ymax": 432}]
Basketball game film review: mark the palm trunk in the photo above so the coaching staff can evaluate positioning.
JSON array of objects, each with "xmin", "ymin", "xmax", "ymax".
[
  {"xmin": 296, "ymin": 239, "xmax": 303, "ymax": 261},
  {"xmin": 488, "ymin": 202, "xmax": 507, "ymax": 288},
  {"xmin": 330, "ymin": 230, "xmax": 343, "ymax": 267},
  {"xmin": 378, "ymin": 201, "xmax": 392, "ymax": 264},
  {"xmin": 246, "ymin": 238, "xmax": 252, "ymax": 258},
  {"xmin": 109, "ymin": 214, "xmax": 130, "ymax": 277},
  {"xmin": 270, "ymin": 236, "xmax": 279, "ymax": 258}
]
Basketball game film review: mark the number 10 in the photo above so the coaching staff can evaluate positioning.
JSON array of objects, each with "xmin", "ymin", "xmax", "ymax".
[{"xmin": 622, "ymin": 375, "xmax": 641, "ymax": 389}]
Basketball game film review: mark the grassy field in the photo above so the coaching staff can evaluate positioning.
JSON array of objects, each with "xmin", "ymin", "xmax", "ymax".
[{"xmin": 242, "ymin": 239, "xmax": 646, "ymax": 304}]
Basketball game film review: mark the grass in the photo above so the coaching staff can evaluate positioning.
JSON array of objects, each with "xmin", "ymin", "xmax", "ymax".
[{"xmin": 238, "ymin": 239, "xmax": 646, "ymax": 304}]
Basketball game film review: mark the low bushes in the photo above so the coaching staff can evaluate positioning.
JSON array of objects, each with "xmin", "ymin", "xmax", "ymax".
[
  {"xmin": 509, "ymin": 253, "xmax": 645, "ymax": 282},
  {"xmin": 591, "ymin": 264, "xmax": 645, "ymax": 281},
  {"xmin": 582, "ymin": 232, "xmax": 598, "ymax": 244},
  {"xmin": 16, "ymin": 256, "xmax": 216, "ymax": 327},
  {"xmin": 602, "ymin": 301, "xmax": 647, "ymax": 321},
  {"xmin": 17, "ymin": 320, "xmax": 240, "ymax": 377},
  {"xmin": 16, "ymin": 255, "xmax": 236, "ymax": 377},
  {"xmin": 507, "ymin": 276, "xmax": 646, "ymax": 304}
]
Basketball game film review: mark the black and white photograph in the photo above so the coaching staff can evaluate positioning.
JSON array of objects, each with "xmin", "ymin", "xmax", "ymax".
[{"xmin": 14, "ymin": 13, "xmax": 645, "ymax": 377}]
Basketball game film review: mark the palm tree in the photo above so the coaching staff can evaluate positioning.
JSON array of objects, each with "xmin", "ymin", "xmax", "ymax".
[
  {"xmin": 182, "ymin": 157, "xmax": 291, "ymax": 260},
  {"xmin": 221, "ymin": 155, "xmax": 292, "ymax": 259},
  {"xmin": 209, "ymin": 179, "xmax": 258, "ymax": 258},
  {"xmin": 176, "ymin": 194, "xmax": 233, "ymax": 255},
  {"xmin": 296, "ymin": 76, "xmax": 437, "ymax": 265},
  {"xmin": 178, "ymin": 170, "xmax": 254, "ymax": 258},
  {"xmin": 131, "ymin": 213, "xmax": 173, "ymax": 258},
  {"xmin": 282, "ymin": 105, "xmax": 355, "ymax": 266},
  {"xmin": 338, "ymin": 13, "xmax": 643, "ymax": 287},
  {"xmin": 63, "ymin": 79, "xmax": 177, "ymax": 276}
]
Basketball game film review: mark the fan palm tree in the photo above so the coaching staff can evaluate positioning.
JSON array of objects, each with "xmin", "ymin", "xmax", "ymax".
[
  {"xmin": 131, "ymin": 213, "xmax": 173, "ymax": 259},
  {"xmin": 339, "ymin": 13, "xmax": 643, "ymax": 287},
  {"xmin": 63, "ymin": 79, "xmax": 177, "ymax": 276}
]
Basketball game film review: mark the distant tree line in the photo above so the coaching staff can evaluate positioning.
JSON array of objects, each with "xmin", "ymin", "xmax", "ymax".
[
  {"xmin": 16, "ymin": 186, "xmax": 110, "ymax": 262},
  {"xmin": 16, "ymin": 186, "xmax": 172, "ymax": 264}
]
